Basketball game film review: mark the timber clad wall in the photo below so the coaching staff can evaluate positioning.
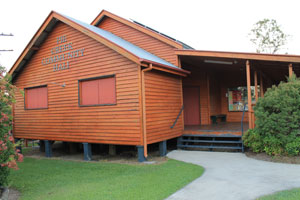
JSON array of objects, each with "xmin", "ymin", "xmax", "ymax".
[
  {"xmin": 199, "ymin": 73, "xmax": 210, "ymax": 124},
  {"xmin": 183, "ymin": 68, "xmax": 249, "ymax": 125},
  {"xmin": 183, "ymin": 70, "xmax": 210, "ymax": 125},
  {"xmin": 98, "ymin": 17, "xmax": 178, "ymax": 66},
  {"xmin": 144, "ymin": 71, "xmax": 183, "ymax": 144},
  {"xmin": 13, "ymin": 22, "xmax": 142, "ymax": 145},
  {"xmin": 209, "ymin": 75, "xmax": 221, "ymax": 116}
]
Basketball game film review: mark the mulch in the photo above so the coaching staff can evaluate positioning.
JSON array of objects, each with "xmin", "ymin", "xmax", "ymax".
[{"xmin": 245, "ymin": 151, "xmax": 300, "ymax": 164}]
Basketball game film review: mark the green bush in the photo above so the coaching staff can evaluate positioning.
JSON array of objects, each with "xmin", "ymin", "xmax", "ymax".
[
  {"xmin": 0, "ymin": 66, "xmax": 23, "ymax": 187},
  {"xmin": 243, "ymin": 75, "xmax": 300, "ymax": 156}
]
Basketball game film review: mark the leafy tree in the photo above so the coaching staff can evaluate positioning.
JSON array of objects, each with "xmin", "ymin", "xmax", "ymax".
[
  {"xmin": 243, "ymin": 75, "xmax": 300, "ymax": 156},
  {"xmin": 0, "ymin": 66, "xmax": 23, "ymax": 187},
  {"xmin": 249, "ymin": 19, "xmax": 289, "ymax": 54}
]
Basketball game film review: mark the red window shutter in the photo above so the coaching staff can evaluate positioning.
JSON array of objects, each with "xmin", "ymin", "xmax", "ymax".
[
  {"xmin": 98, "ymin": 77, "xmax": 116, "ymax": 104},
  {"xmin": 81, "ymin": 79, "xmax": 99, "ymax": 105},
  {"xmin": 37, "ymin": 87, "xmax": 48, "ymax": 108},
  {"xmin": 26, "ymin": 88, "xmax": 38, "ymax": 109},
  {"xmin": 26, "ymin": 86, "xmax": 48, "ymax": 109}
]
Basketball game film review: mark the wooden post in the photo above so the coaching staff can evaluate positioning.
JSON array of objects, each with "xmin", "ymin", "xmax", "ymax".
[
  {"xmin": 260, "ymin": 73, "xmax": 264, "ymax": 97},
  {"xmin": 177, "ymin": 56, "xmax": 182, "ymax": 68},
  {"xmin": 289, "ymin": 63, "xmax": 293, "ymax": 78},
  {"xmin": 254, "ymin": 71, "xmax": 258, "ymax": 102},
  {"xmin": 246, "ymin": 60, "xmax": 252, "ymax": 129}
]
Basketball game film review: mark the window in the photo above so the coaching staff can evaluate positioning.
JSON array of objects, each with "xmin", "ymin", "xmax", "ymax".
[
  {"xmin": 228, "ymin": 86, "xmax": 258, "ymax": 111},
  {"xmin": 25, "ymin": 86, "xmax": 48, "ymax": 109},
  {"xmin": 79, "ymin": 75, "xmax": 116, "ymax": 106}
]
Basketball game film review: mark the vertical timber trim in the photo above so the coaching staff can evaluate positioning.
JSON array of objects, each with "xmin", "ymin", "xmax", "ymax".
[
  {"xmin": 246, "ymin": 60, "xmax": 252, "ymax": 129},
  {"xmin": 207, "ymin": 74, "xmax": 211, "ymax": 124},
  {"xmin": 289, "ymin": 63, "xmax": 293, "ymax": 78},
  {"xmin": 180, "ymin": 78, "xmax": 184, "ymax": 132},
  {"xmin": 178, "ymin": 56, "xmax": 184, "ymax": 132},
  {"xmin": 138, "ymin": 65, "xmax": 144, "ymax": 146},
  {"xmin": 141, "ymin": 64, "xmax": 153, "ymax": 158},
  {"xmin": 254, "ymin": 71, "xmax": 258, "ymax": 102},
  {"xmin": 177, "ymin": 56, "xmax": 182, "ymax": 68},
  {"xmin": 260, "ymin": 72, "xmax": 264, "ymax": 97}
]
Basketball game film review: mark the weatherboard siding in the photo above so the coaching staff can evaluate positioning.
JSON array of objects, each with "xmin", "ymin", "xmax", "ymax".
[
  {"xmin": 98, "ymin": 17, "xmax": 178, "ymax": 66},
  {"xmin": 144, "ymin": 70, "xmax": 183, "ymax": 144},
  {"xmin": 209, "ymin": 76, "xmax": 221, "ymax": 116},
  {"xmin": 13, "ymin": 22, "xmax": 142, "ymax": 145}
]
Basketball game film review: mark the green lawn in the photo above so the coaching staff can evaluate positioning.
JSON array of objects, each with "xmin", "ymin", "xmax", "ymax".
[
  {"xmin": 9, "ymin": 158, "xmax": 204, "ymax": 200},
  {"xmin": 258, "ymin": 188, "xmax": 300, "ymax": 200}
]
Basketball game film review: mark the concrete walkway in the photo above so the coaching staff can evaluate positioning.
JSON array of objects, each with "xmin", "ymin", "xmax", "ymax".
[{"xmin": 166, "ymin": 150, "xmax": 300, "ymax": 200}]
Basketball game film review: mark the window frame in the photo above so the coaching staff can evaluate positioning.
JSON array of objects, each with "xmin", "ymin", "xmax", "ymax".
[
  {"xmin": 78, "ymin": 74, "xmax": 117, "ymax": 107},
  {"xmin": 24, "ymin": 85, "xmax": 48, "ymax": 110}
]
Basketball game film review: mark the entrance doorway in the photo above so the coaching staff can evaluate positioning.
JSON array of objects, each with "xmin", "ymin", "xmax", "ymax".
[{"xmin": 183, "ymin": 86, "xmax": 200, "ymax": 125}]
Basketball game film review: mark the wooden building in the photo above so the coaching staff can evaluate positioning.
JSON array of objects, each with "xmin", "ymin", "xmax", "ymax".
[{"xmin": 9, "ymin": 10, "xmax": 300, "ymax": 161}]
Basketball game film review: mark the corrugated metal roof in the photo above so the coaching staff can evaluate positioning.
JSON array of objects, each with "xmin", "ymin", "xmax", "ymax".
[
  {"xmin": 63, "ymin": 14, "xmax": 179, "ymax": 69},
  {"xmin": 131, "ymin": 19, "xmax": 194, "ymax": 50}
]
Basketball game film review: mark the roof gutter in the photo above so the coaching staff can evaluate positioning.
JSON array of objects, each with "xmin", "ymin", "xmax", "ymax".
[{"xmin": 139, "ymin": 58, "xmax": 190, "ymax": 76}]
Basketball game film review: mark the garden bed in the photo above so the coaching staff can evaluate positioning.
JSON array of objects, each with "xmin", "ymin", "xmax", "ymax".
[{"xmin": 246, "ymin": 151, "xmax": 300, "ymax": 164}]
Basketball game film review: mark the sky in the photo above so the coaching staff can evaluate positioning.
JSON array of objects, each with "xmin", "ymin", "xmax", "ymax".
[{"xmin": 1, "ymin": 0, "xmax": 300, "ymax": 71}]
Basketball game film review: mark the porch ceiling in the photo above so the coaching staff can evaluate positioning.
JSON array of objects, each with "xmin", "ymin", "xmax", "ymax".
[{"xmin": 177, "ymin": 50, "xmax": 300, "ymax": 84}]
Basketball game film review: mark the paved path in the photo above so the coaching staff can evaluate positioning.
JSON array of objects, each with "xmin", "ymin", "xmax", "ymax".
[{"xmin": 166, "ymin": 150, "xmax": 300, "ymax": 200}]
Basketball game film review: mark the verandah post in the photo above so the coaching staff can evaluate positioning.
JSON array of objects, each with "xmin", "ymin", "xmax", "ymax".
[
  {"xmin": 246, "ymin": 60, "xmax": 253, "ymax": 129},
  {"xmin": 289, "ymin": 63, "xmax": 293, "ymax": 78},
  {"xmin": 254, "ymin": 71, "xmax": 258, "ymax": 102},
  {"xmin": 260, "ymin": 73, "xmax": 264, "ymax": 97}
]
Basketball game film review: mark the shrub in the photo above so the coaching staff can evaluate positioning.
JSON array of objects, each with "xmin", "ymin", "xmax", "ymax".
[
  {"xmin": 0, "ymin": 66, "xmax": 23, "ymax": 187},
  {"xmin": 243, "ymin": 75, "xmax": 300, "ymax": 156}
]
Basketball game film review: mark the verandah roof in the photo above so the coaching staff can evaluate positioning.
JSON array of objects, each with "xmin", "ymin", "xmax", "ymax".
[{"xmin": 176, "ymin": 49, "xmax": 300, "ymax": 84}]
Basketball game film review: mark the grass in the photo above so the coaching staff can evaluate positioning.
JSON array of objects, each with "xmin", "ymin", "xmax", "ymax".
[
  {"xmin": 9, "ymin": 158, "xmax": 204, "ymax": 200},
  {"xmin": 258, "ymin": 188, "xmax": 300, "ymax": 200}
]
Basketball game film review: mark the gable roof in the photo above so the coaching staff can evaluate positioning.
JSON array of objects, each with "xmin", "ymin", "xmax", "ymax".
[
  {"xmin": 9, "ymin": 11, "xmax": 189, "ymax": 79},
  {"xmin": 65, "ymin": 15, "xmax": 180, "ymax": 68},
  {"xmin": 91, "ymin": 10, "xmax": 188, "ymax": 50}
]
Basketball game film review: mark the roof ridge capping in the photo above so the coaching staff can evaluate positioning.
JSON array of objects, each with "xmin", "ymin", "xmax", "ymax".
[{"xmin": 90, "ymin": 10, "xmax": 193, "ymax": 50}]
